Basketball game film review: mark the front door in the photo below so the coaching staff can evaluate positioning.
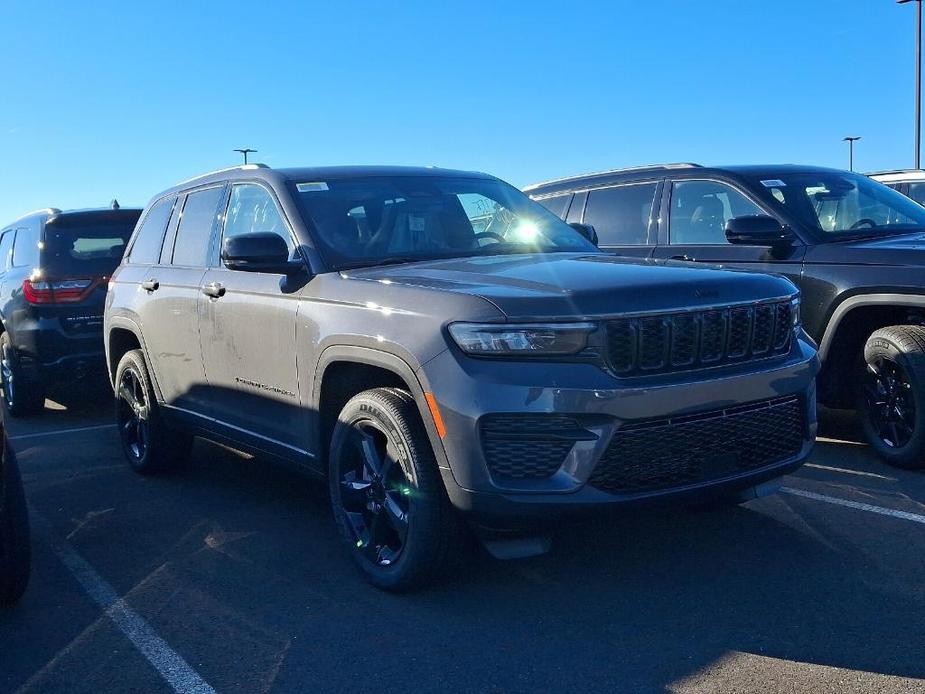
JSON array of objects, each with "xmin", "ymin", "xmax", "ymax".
[
  {"xmin": 199, "ymin": 182, "xmax": 305, "ymax": 455},
  {"xmin": 651, "ymin": 178, "xmax": 806, "ymax": 288}
]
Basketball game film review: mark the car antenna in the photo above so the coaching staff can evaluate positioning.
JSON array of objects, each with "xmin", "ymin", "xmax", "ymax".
[{"xmin": 111, "ymin": 199, "xmax": 120, "ymax": 210}]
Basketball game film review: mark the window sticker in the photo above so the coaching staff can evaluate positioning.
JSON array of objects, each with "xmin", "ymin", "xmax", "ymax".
[
  {"xmin": 409, "ymin": 214, "xmax": 426, "ymax": 232},
  {"xmin": 297, "ymin": 182, "xmax": 329, "ymax": 192},
  {"xmin": 760, "ymin": 179, "xmax": 786, "ymax": 188}
]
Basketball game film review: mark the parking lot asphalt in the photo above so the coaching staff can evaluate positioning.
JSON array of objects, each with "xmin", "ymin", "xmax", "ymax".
[{"xmin": 3, "ymin": 385, "xmax": 925, "ymax": 694}]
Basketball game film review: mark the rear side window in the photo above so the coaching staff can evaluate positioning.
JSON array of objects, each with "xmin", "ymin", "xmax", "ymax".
[
  {"xmin": 583, "ymin": 183, "xmax": 657, "ymax": 246},
  {"xmin": 171, "ymin": 187, "xmax": 224, "ymax": 267},
  {"xmin": 534, "ymin": 194, "xmax": 571, "ymax": 219},
  {"xmin": 907, "ymin": 182, "xmax": 925, "ymax": 206},
  {"xmin": 0, "ymin": 232, "xmax": 13, "ymax": 271},
  {"xmin": 129, "ymin": 197, "xmax": 174, "ymax": 264},
  {"xmin": 12, "ymin": 226, "xmax": 40, "ymax": 267}
]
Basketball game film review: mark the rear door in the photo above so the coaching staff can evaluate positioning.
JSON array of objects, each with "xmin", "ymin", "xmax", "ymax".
[
  {"xmin": 139, "ymin": 186, "xmax": 224, "ymax": 413},
  {"xmin": 198, "ymin": 182, "xmax": 305, "ymax": 455},
  {"xmin": 580, "ymin": 181, "xmax": 660, "ymax": 259},
  {"xmin": 651, "ymin": 177, "xmax": 805, "ymax": 287}
]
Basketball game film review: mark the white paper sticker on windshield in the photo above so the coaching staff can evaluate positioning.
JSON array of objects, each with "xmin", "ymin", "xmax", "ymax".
[
  {"xmin": 297, "ymin": 182, "xmax": 329, "ymax": 192},
  {"xmin": 409, "ymin": 214, "xmax": 426, "ymax": 232},
  {"xmin": 760, "ymin": 179, "xmax": 786, "ymax": 188}
]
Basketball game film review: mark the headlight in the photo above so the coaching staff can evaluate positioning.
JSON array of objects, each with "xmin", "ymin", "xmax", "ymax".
[
  {"xmin": 791, "ymin": 297, "xmax": 801, "ymax": 332},
  {"xmin": 448, "ymin": 322, "xmax": 597, "ymax": 356}
]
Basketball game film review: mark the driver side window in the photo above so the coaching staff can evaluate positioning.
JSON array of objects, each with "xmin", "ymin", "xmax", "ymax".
[
  {"xmin": 223, "ymin": 184, "xmax": 293, "ymax": 251},
  {"xmin": 670, "ymin": 180, "xmax": 764, "ymax": 244}
]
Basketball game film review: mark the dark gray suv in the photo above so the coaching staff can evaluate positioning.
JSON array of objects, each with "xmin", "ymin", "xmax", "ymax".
[{"xmin": 105, "ymin": 164, "xmax": 818, "ymax": 590}]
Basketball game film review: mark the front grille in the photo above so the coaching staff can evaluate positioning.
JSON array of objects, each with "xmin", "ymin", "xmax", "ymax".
[
  {"xmin": 481, "ymin": 414, "xmax": 590, "ymax": 480},
  {"xmin": 589, "ymin": 396, "xmax": 804, "ymax": 494},
  {"xmin": 606, "ymin": 300, "xmax": 793, "ymax": 377}
]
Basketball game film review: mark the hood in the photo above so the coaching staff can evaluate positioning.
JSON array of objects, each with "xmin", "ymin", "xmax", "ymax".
[
  {"xmin": 805, "ymin": 232, "xmax": 925, "ymax": 266},
  {"xmin": 343, "ymin": 253, "xmax": 796, "ymax": 320}
]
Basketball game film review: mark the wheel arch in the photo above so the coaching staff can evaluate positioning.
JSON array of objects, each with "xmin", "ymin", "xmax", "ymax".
[
  {"xmin": 105, "ymin": 317, "xmax": 163, "ymax": 400},
  {"xmin": 311, "ymin": 345, "xmax": 449, "ymax": 471},
  {"xmin": 818, "ymin": 293, "xmax": 925, "ymax": 361}
]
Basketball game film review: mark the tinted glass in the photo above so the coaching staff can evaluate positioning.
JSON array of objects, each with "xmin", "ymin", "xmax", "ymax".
[
  {"xmin": 223, "ymin": 184, "xmax": 293, "ymax": 250},
  {"xmin": 293, "ymin": 176, "xmax": 597, "ymax": 270},
  {"xmin": 42, "ymin": 217, "xmax": 136, "ymax": 275},
  {"xmin": 130, "ymin": 197, "xmax": 174, "ymax": 264},
  {"xmin": 750, "ymin": 172, "xmax": 925, "ymax": 238},
  {"xmin": 172, "ymin": 187, "xmax": 224, "ymax": 267},
  {"xmin": 907, "ymin": 181, "xmax": 925, "ymax": 206},
  {"xmin": 12, "ymin": 226, "xmax": 40, "ymax": 267},
  {"xmin": 534, "ymin": 194, "xmax": 571, "ymax": 219},
  {"xmin": 0, "ymin": 232, "xmax": 13, "ymax": 271},
  {"xmin": 670, "ymin": 180, "xmax": 764, "ymax": 244},
  {"xmin": 584, "ymin": 183, "xmax": 657, "ymax": 246}
]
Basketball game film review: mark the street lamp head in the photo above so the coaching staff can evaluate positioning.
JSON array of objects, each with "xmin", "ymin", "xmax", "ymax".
[
  {"xmin": 843, "ymin": 136, "xmax": 861, "ymax": 142},
  {"xmin": 897, "ymin": 1, "xmax": 920, "ymax": 5}
]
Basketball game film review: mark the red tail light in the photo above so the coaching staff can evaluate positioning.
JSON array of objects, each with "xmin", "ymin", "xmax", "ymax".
[{"xmin": 23, "ymin": 277, "xmax": 101, "ymax": 304}]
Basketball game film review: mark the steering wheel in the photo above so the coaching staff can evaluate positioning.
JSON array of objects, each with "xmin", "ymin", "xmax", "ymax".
[
  {"xmin": 473, "ymin": 231, "xmax": 506, "ymax": 244},
  {"xmin": 850, "ymin": 218, "xmax": 877, "ymax": 230}
]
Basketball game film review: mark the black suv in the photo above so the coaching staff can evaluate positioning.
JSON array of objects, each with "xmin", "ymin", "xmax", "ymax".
[
  {"xmin": 0, "ymin": 205, "xmax": 141, "ymax": 415},
  {"xmin": 105, "ymin": 164, "xmax": 816, "ymax": 589},
  {"xmin": 527, "ymin": 163, "xmax": 925, "ymax": 467}
]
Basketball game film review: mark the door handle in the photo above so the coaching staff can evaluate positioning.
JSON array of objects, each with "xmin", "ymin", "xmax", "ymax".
[
  {"xmin": 669, "ymin": 254, "xmax": 694, "ymax": 262},
  {"xmin": 202, "ymin": 282, "xmax": 226, "ymax": 299},
  {"xmin": 141, "ymin": 279, "xmax": 159, "ymax": 292}
]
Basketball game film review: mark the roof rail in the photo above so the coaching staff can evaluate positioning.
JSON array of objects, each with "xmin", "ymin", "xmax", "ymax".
[
  {"xmin": 523, "ymin": 163, "xmax": 702, "ymax": 192},
  {"xmin": 173, "ymin": 163, "xmax": 270, "ymax": 188},
  {"xmin": 8, "ymin": 207, "xmax": 62, "ymax": 224},
  {"xmin": 867, "ymin": 168, "xmax": 925, "ymax": 177}
]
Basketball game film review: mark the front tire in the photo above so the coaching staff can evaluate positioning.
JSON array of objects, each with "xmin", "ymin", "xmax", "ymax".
[
  {"xmin": 0, "ymin": 333, "xmax": 45, "ymax": 418},
  {"xmin": 858, "ymin": 325, "xmax": 925, "ymax": 469},
  {"xmin": 0, "ymin": 426, "xmax": 30, "ymax": 606},
  {"xmin": 114, "ymin": 350, "xmax": 192, "ymax": 475},
  {"xmin": 329, "ymin": 387, "xmax": 464, "ymax": 591}
]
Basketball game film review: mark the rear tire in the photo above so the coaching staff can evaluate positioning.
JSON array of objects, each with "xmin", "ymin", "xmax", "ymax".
[
  {"xmin": 858, "ymin": 325, "xmax": 925, "ymax": 469},
  {"xmin": 0, "ymin": 427, "xmax": 30, "ymax": 606},
  {"xmin": 0, "ymin": 333, "xmax": 45, "ymax": 418},
  {"xmin": 328, "ymin": 387, "xmax": 464, "ymax": 591},
  {"xmin": 114, "ymin": 350, "xmax": 192, "ymax": 475}
]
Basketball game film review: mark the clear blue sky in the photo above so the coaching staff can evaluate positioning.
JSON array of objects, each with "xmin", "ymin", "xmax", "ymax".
[{"xmin": 0, "ymin": 0, "xmax": 918, "ymax": 221}]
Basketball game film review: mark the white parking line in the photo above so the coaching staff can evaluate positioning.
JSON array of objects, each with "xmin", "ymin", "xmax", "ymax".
[
  {"xmin": 803, "ymin": 463, "xmax": 894, "ymax": 480},
  {"xmin": 781, "ymin": 487, "xmax": 925, "ymax": 525},
  {"xmin": 32, "ymin": 513, "xmax": 216, "ymax": 694},
  {"xmin": 9, "ymin": 423, "xmax": 116, "ymax": 441}
]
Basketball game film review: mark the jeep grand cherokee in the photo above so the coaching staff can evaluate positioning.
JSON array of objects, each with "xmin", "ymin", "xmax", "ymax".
[{"xmin": 105, "ymin": 164, "xmax": 818, "ymax": 590}]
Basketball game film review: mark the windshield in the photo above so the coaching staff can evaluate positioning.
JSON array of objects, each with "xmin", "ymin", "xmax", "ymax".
[
  {"xmin": 42, "ymin": 219, "xmax": 137, "ymax": 275},
  {"xmin": 749, "ymin": 171, "xmax": 925, "ymax": 239},
  {"xmin": 292, "ymin": 176, "xmax": 598, "ymax": 270}
]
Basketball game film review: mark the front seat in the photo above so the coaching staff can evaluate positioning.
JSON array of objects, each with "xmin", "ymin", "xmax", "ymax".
[{"xmin": 688, "ymin": 196, "xmax": 727, "ymax": 244}]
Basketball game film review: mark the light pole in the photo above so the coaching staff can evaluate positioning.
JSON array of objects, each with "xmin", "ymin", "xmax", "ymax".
[
  {"xmin": 843, "ymin": 136, "xmax": 861, "ymax": 171},
  {"xmin": 234, "ymin": 148, "xmax": 257, "ymax": 165},
  {"xmin": 898, "ymin": 0, "xmax": 922, "ymax": 169}
]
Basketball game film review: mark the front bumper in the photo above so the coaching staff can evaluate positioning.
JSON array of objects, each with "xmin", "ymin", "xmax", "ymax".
[{"xmin": 418, "ymin": 335, "xmax": 819, "ymax": 525}]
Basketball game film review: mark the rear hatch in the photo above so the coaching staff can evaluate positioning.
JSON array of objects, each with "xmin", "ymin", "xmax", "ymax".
[{"xmin": 25, "ymin": 209, "xmax": 141, "ymax": 333}]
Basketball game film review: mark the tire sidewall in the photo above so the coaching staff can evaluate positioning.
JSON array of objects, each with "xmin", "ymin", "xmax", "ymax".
[
  {"xmin": 859, "ymin": 332, "xmax": 925, "ymax": 467},
  {"xmin": 329, "ymin": 392, "xmax": 438, "ymax": 590},
  {"xmin": 114, "ymin": 350, "xmax": 161, "ymax": 474}
]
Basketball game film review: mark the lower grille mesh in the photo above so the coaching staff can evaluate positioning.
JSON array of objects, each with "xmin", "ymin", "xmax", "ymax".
[
  {"xmin": 589, "ymin": 396, "xmax": 804, "ymax": 494},
  {"xmin": 481, "ymin": 414, "xmax": 584, "ymax": 480}
]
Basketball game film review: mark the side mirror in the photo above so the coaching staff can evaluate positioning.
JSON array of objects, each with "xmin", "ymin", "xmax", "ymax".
[
  {"xmin": 569, "ymin": 222, "xmax": 599, "ymax": 246},
  {"xmin": 725, "ymin": 215, "xmax": 794, "ymax": 246},
  {"xmin": 221, "ymin": 232, "xmax": 301, "ymax": 274}
]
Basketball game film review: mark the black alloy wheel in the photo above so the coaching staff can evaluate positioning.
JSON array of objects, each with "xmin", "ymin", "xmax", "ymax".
[
  {"xmin": 336, "ymin": 420, "xmax": 412, "ymax": 567},
  {"xmin": 859, "ymin": 325, "xmax": 925, "ymax": 469},
  {"xmin": 329, "ymin": 387, "xmax": 465, "ymax": 591},
  {"xmin": 862, "ymin": 356, "xmax": 916, "ymax": 450},
  {"xmin": 117, "ymin": 365, "xmax": 149, "ymax": 464}
]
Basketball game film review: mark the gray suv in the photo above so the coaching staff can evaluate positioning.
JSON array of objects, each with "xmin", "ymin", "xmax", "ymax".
[{"xmin": 105, "ymin": 164, "xmax": 818, "ymax": 590}]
